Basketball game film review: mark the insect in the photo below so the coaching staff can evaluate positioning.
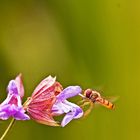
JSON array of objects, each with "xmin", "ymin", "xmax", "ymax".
[{"xmin": 79, "ymin": 89, "xmax": 116, "ymax": 117}]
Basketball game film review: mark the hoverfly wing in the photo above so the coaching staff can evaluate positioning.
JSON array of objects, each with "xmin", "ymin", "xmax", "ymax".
[
  {"xmin": 91, "ymin": 96, "xmax": 119, "ymax": 109},
  {"xmin": 102, "ymin": 96, "xmax": 119, "ymax": 103},
  {"xmin": 95, "ymin": 95, "xmax": 119, "ymax": 109}
]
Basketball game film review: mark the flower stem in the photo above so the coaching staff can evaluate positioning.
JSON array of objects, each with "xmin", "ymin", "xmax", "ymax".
[{"xmin": 0, "ymin": 118, "xmax": 16, "ymax": 140}]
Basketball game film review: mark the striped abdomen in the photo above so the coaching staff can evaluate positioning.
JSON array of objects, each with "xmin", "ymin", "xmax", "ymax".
[{"xmin": 97, "ymin": 98, "xmax": 115, "ymax": 109}]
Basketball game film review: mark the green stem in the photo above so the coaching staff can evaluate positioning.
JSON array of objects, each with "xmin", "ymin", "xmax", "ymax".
[{"xmin": 0, "ymin": 118, "xmax": 16, "ymax": 140}]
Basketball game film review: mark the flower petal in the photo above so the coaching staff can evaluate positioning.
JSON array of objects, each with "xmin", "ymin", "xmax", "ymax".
[
  {"xmin": 0, "ymin": 75, "xmax": 29, "ymax": 120},
  {"xmin": 7, "ymin": 80, "xmax": 18, "ymax": 95},
  {"xmin": 62, "ymin": 100, "xmax": 83, "ymax": 118},
  {"xmin": 61, "ymin": 111, "xmax": 75, "ymax": 127},
  {"xmin": 52, "ymin": 102, "xmax": 69, "ymax": 115},
  {"xmin": 27, "ymin": 108, "xmax": 59, "ymax": 126},
  {"xmin": 57, "ymin": 86, "xmax": 82, "ymax": 101},
  {"xmin": 25, "ymin": 76, "xmax": 63, "ymax": 126},
  {"xmin": 0, "ymin": 104, "xmax": 30, "ymax": 120},
  {"xmin": 14, "ymin": 108, "xmax": 30, "ymax": 120},
  {"xmin": 61, "ymin": 101, "xmax": 83, "ymax": 127},
  {"xmin": 0, "ymin": 104, "xmax": 17, "ymax": 119},
  {"xmin": 32, "ymin": 75, "xmax": 56, "ymax": 97},
  {"xmin": 1, "ymin": 91, "xmax": 22, "ymax": 107},
  {"xmin": 0, "ymin": 112, "xmax": 9, "ymax": 120},
  {"xmin": 0, "ymin": 104, "xmax": 12, "ymax": 120},
  {"xmin": 52, "ymin": 100, "xmax": 83, "ymax": 127},
  {"xmin": 15, "ymin": 74, "xmax": 24, "ymax": 98}
]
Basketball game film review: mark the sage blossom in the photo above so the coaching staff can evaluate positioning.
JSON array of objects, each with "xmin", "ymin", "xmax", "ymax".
[
  {"xmin": 52, "ymin": 86, "xmax": 83, "ymax": 127},
  {"xmin": 0, "ymin": 74, "xmax": 30, "ymax": 120},
  {"xmin": 24, "ymin": 76, "xmax": 83, "ymax": 127},
  {"xmin": 0, "ymin": 74, "xmax": 83, "ymax": 127}
]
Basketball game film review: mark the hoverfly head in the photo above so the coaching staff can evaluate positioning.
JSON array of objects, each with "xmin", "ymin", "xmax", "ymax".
[
  {"xmin": 84, "ymin": 89, "xmax": 93, "ymax": 98},
  {"xmin": 84, "ymin": 89, "xmax": 101, "ymax": 101}
]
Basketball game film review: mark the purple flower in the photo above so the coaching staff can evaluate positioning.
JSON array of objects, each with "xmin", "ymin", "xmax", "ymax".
[
  {"xmin": 52, "ymin": 86, "xmax": 83, "ymax": 127},
  {"xmin": 0, "ymin": 74, "xmax": 30, "ymax": 120},
  {"xmin": 24, "ymin": 76, "xmax": 83, "ymax": 127}
]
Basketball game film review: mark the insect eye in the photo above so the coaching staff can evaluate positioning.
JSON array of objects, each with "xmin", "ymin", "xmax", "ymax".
[{"xmin": 84, "ymin": 89, "xmax": 92, "ymax": 98}]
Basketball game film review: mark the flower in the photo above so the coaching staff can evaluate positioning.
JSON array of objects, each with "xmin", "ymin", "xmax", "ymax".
[
  {"xmin": 24, "ymin": 76, "xmax": 62, "ymax": 126},
  {"xmin": 0, "ymin": 74, "xmax": 30, "ymax": 120},
  {"xmin": 24, "ymin": 76, "xmax": 83, "ymax": 127},
  {"xmin": 52, "ymin": 86, "xmax": 83, "ymax": 127}
]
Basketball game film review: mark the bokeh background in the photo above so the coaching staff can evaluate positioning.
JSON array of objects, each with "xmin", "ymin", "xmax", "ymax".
[{"xmin": 0, "ymin": 0, "xmax": 139, "ymax": 140}]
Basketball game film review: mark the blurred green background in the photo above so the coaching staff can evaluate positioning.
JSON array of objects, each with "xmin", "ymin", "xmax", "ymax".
[{"xmin": 0, "ymin": 0, "xmax": 139, "ymax": 140}]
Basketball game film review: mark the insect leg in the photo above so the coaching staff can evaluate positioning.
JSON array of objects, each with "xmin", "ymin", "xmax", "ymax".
[
  {"xmin": 77, "ymin": 99, "xmax": 86, "ymax": 105},
  {"xmin": 80, "ymin": 101, "xmax": 91, "ymax": 108},
  {"xmin": 83, "ymin": 101, "xmax": 94, "ymax": 117},
  {"xmin": 78, "ymin": 98, "xmax": 91, "ymax": 107},
  {"xmin": 78, "ymin": 99, "xmax": 93, "ymax": 117}
]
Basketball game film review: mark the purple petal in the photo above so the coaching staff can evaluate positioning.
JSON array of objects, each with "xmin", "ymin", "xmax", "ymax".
[
  {"xmin": 0, "ymin": 75, "xmax": 29, "ymax": 120},
  {"xmin": 7, "ymin": 80, "xmax": 18, "ymax": 95},
  {"xmin": 62, "ymin": 100, "xmax": 83, "ymax": 119},
  {"xmin": 0, "ymin": 104, "xmax": 12, "ymax": 120},
  {"xmin": 52, "ymin": 101, "xmax": 70, "ymax": 116},
  {"xmin": 1, "ymin": 92, "xmax": 22, "ymax": 107},
  {"xmin": 61, "ymin": 111, "xmax": 75, "ymax": 127},
  {"xmin": 73, "ymin": 107, "xmax": 83, "ymax": 119},
  {"xmin": 0, "ymin": 102, "xmax": 30, "ymax": 120},
  {"xmin": 52, "ymin": 100, "xmax": 83, "ymax": 127},
  {"xmin": 7, "ymin": 74, "xmax": 25, "ymax": 98},
  {"xmin": 14, "ymin": 109, "xmax": 30, "ymax": 120},
  {"xmin": 57, "ymin": 86, "xmax": 82, "ymax": 101},
  {"xmin": 0, "ymin": 104, "xmax": 16, "ymax": 120},
  {"xmin": 0, "ymin": 112, "xmax": 9, "ymax": 120},
  {"xmin": 61, "ymin": 101, "xmax": 83, "ymax": 127}
]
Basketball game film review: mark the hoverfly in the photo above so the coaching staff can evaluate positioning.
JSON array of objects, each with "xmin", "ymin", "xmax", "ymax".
[{"xmin": 79, "ymin": 89, "xmax": 117, "ymax": 117}]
